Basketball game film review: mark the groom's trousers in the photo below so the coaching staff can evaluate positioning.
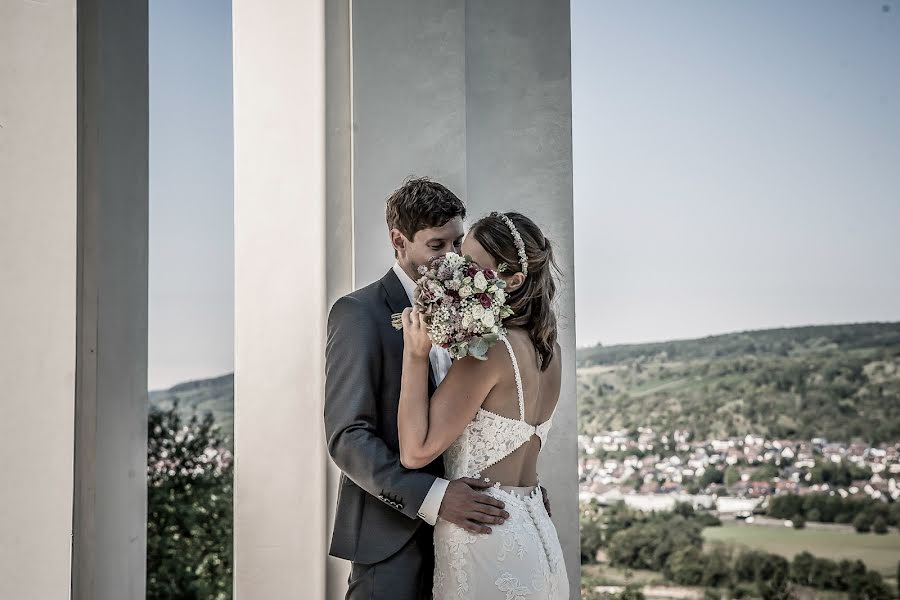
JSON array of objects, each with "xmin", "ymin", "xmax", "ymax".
[{"xmin": 346, "ymin": 523, "xmax": 435, "ymax": 600}]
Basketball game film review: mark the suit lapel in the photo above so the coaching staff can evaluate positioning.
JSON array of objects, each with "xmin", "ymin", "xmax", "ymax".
[{"xmin": 380, "ymin": 269, "xmax": 438, "ymax": 392}]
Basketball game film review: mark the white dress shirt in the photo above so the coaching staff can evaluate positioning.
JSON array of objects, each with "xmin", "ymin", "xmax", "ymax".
[{"xmin": 392, "ymin": 262, "xmax": 452, "ymax": 525}]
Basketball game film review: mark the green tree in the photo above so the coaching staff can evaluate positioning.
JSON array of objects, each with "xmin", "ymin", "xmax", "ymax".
[
  {"xmin": 735, "ymin": 550, "xmax": 768, "ymax": 582},
  {"xmin": 756, "ymin": 553, "xmax": 794, "ymax": 600},
  {"xmin": 750, "ymin": 463, "xmax": 778, "ymax": 482},
  {"xmin": 580, "ymin": 500, "xmax": 605, "ymax": 563},
  {"xmin": 702, "ymin": 547, "xmax": 733, "ymax": 588},
  {"xmin": 890, "ymin": 502, "xmax": 900, "ymax": 527},
  {"xmin": 853, "ymin": 511, "xmax": 874, "ymax": 533},
  {"xmin": 664, "ymin": 546, "xmax": 706, "ymax": 586},
  {"xmin": 725, "ymin": 466, "xmax": 741, "ymax": 487},
  {"xmin": 849, "ymin": 571, "xmax": 893, "ymax": 600},
  {"xmin": 700, "ymin": 468, "xmax": 724, "ymax": 488},
  {"xmin": 673, "ymin": 501, "xmax": 695, "ymax": 519},
  {"xmin": 789, "ymin": 551, "xmax": 815, "ymax": 586},
  {"xmin": 607, "ymin": 517, "xmax": 701, "ymax": 572},
  {"xmin": 835, "ymin": 559, "xmax": 864, "ymax": 591},
  {"xmin": 147, "ymin": 404, "xmax": 233, "ymax": 600}
]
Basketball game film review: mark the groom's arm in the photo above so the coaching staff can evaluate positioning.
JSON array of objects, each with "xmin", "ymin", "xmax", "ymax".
[
  {"xmin": 416, "ymin": 477, "xmax": 449, "ymax": 525},
  {"xmin": 324, "ymin": 295, "xmax": 435, "ymax": 521}
]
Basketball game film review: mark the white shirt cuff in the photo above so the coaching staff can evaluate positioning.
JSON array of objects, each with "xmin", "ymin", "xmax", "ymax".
[{"xmin": 417, "ymin": 477, "xmax": 449, "ymax": 525}]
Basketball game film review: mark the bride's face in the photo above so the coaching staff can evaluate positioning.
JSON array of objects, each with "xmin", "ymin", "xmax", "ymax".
[
  {"xmin": 461, "ymin": 230, "xmax": 526, "ymax": 292},
  {"xmin": 460, "ymin": 233, "xmax": 498, "ymax": 271}
]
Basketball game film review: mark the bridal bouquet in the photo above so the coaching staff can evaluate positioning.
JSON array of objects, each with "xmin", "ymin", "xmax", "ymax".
[{"xmin": 392, "ymin": 253, "xmax": 514, "ymax": 360}]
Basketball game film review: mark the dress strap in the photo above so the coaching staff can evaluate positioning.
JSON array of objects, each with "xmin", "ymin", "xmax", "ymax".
[{"xmin": 499, "ymin": 334, "xmax": 526, "ymax": 421}]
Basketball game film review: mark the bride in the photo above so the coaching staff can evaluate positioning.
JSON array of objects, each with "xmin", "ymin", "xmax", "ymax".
[{"xmin": 398, "ymin": 211, "xmax": 569, "ymax": 599}]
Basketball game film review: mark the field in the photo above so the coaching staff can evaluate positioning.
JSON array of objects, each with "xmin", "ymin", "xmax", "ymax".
[{"xmin": 703, "ymin": 522, "xmax": 900, "ymax": 578}]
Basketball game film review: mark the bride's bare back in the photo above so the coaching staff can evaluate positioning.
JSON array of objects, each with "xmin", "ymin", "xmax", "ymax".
[{"xmin": 476, "ymin": 328, "xmax": 562, "ymax": 487}]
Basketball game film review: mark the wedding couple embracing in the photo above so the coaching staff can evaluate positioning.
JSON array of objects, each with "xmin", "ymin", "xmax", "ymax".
[{"xmin": 324, "ymin": 178, "xmax": 569, "ymax": 600}]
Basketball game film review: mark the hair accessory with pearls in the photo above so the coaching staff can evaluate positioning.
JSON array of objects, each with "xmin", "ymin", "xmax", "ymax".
[{"xmin": 491, "ymin": 211, "xmax": 528, "ymax": 276}]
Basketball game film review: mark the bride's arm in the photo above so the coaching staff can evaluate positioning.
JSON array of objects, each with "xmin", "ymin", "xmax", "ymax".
[{"xmin": 398, "ymin": 307, "xmax": 499, "ymax": 469}]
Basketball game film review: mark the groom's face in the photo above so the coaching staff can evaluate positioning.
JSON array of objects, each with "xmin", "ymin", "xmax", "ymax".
[{"xmin": 392, "ymin": 216, "xmax": 465, "ymax": 278}]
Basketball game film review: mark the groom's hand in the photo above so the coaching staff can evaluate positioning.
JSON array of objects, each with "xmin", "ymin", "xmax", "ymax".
[
  {"xmin": 540, "ymin": 485, "xmax": 552, "ymax": 517},
  {"xmin": 438, "ymin": 477, "xmax": 509, "ymax": 534}
]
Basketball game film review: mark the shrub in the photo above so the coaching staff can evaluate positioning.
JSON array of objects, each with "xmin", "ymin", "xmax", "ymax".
[
  {"xmin": 872, "ymin": 515, "xmax": 888, "ymax": 534},
  {"xmin": 755, "ymin": 553, "xmax": 793, "ymax": 600},
  {"xmin": 147, "ymin": 404, "xmax": 233, "ymax": 600},
  {"xmin": 580, "ymin": 501, "xmax": 605, "ymax": 563},
  {"xmin": 848, "ymin": 571, "xmax": 893, "ymax": 600},
  {"xmin": 853, "ymin": 511, "xmax": 874, "ymax": 533},
  {"xmin": 790, "ymin": 551, "xmax": 815, "ymax": 586},
  {"xmin": 665, "ymin": 546, "xmax": 706, "ymax": 586},
  {"xmin": 607, "ymin": 516, "xmax": 701, "ymax": 572},
  {"xmin": 735, "ymin": 550, "xmax": 769, "ymax": 582},
  {"xmin": 702, "ymin": 547, "xmax": 733, "ymax": 588}
]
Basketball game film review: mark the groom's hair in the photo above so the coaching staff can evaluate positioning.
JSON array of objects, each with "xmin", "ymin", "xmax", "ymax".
[{"xmin": 385, "ymin": 177, "xmax": 466, "ymax": 240}]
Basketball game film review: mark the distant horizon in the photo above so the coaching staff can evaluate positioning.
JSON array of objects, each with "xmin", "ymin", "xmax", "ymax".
[{"xmin": 575, "ymin": 317, "xmax": 900, "ymax": 350}]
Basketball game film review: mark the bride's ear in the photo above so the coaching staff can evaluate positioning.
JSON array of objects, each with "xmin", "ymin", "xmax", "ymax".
[{"xmin": 506, "ymin": 272, "xmax": 526, "ymax": 292}]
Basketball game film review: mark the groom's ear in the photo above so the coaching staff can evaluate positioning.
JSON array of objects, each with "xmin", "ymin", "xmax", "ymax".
[{"xmin": 389, "ymin": 228, "xmax": 408, "ymax": 255}]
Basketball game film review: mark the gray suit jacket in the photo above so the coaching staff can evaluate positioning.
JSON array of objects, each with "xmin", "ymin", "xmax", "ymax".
[{"xmin": 324, "ymin": 269, "xmax": 444, "ymax": 564}]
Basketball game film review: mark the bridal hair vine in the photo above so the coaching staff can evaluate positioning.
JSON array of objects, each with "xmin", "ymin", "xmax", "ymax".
[{"xmin": 492, "ymin": 212, "xmax": 529, "ymax": 276}]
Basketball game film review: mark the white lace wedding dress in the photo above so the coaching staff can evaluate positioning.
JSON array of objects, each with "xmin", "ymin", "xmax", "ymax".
[{"xmin": 433, "ymin": 336, "xmax": 569, "ymax": 599}]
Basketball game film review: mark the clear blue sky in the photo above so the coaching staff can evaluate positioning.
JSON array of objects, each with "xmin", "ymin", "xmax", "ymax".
[
  {"xmin": 149, "ymin": 0, "xmax": 233, "ymax": 390},
  {"xmin": 572, "ymin": 0, "xmax": 900, "ymax": 347},
  {"xmin": 149, "ymin": 0, "xmax": 900, "ymax": 389}
]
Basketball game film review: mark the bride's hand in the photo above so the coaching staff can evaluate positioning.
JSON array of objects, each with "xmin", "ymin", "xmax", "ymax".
[{"xmin": 401, "ymin": 307, "xmax": 432, "ymax": 359}]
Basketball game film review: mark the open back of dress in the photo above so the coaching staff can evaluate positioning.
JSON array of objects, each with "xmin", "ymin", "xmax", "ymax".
[{"xmin": 441, "ymin": 333, "xmax": 560, "ymax": 488}]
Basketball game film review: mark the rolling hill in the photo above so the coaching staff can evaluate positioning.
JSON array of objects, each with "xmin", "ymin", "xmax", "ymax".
[
  {"xmin": 576, "ymin": 321, "xmax": 900, "ymax": 444},
  {"xmin": 149, "ymin": 373, "xmax": 234, "ymax": 447}
]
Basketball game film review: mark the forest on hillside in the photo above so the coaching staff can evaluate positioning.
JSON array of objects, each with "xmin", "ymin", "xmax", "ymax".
[{"xmin": 576, "ymin": 322, "xmax": 900, "ymax": 443}]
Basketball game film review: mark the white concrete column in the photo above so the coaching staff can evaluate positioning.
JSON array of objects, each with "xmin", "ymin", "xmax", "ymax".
[
  {"xmin": 1, "ymin": 0, "xmax": 149, "ymax": 598},
  {"xmin": 464, "ymin": 2, "xmax": 579, "ymax": 593},
  {"xmin": 349, "ymin": 1, "xmax": 579, "ymax": 595},
  {"xmin": 233, "ymin": 0, "xmax": 350, "ymax": 598},
  {"xmin": 351, "ymin": 0, "xmax": 467, "ymax": 283},
  {"xmin": 73, "ymin": 0, "xmax": 150, "ymax": 597},
  {"xmin": 0, "ymin": 2, "xmax": 78, "ymax": 598}
]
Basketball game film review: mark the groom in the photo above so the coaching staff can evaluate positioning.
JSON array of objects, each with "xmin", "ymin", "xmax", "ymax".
[{"xmin": 324, "ymin": 178, "xmax": 510, "ymax": 599}]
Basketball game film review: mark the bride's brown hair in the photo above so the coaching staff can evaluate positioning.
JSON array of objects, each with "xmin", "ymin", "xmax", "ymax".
[{"xmin": 470, "ymin": 212, "xmax": 560, "ymax": 371}]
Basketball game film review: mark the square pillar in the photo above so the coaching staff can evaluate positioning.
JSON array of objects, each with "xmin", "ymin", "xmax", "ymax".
[
  {"xmin": 0, "ymin": 0, "xmax": 149, "ymax": 598},
  {"xmin": 232, "ymin": 0, "xmax": 351, "ymax": 597}
]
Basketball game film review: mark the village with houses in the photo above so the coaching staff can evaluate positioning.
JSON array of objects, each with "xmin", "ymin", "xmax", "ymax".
[{"xmin": 578, "ymin": 427, "xmax": 900, "ymax": 517}]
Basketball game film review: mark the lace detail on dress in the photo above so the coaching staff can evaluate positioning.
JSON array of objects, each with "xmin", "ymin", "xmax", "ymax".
[
  {"xmin": 433, "ymin": 334, "xmax": 568, "ymax": 600},
  {"xmin": 442, "ymin": 335, "xmax": 555, "ymax": 480},
  {"xmin": 495, "ymin": 572, "xmax": 531, "ymax": 599}
]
